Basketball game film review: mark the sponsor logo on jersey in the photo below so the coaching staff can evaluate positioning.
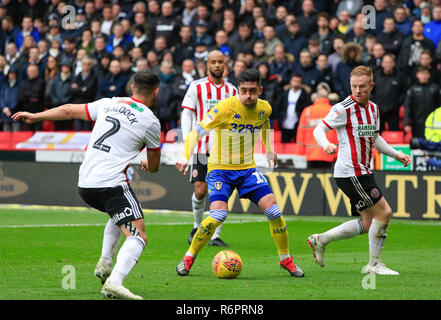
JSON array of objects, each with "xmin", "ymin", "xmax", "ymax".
[
  {"xmin": 129, "ymin": 103, "xmax": 144, "ymax": 112},
  {"xmin": 355, "ymin": 200, "xmax": 366, "ymax": 210},
  {"xmin": 357, "ymin": 124, "xmax": 376, "ymax": 137},
  {"xmin": 206, "ymin": 99, "xmax": 220, "ymax": 110},
  {"xmin": 111, "ymin": 207, "xmax": 134, "ymax": 224},
  {"xmin": 233, "ymin": 113, "xmax": 242, "ymax": 119}
]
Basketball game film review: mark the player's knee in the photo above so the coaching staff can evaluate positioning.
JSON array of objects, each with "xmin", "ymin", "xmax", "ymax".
[
  {"xmin": 194, "ymin": 183, "xmax": 208, "ymax": 199},
  {"xmin": 194, "ymin": 189, "xmax": 207, "ymax": 200},
  {"xmin": 209, "ymin": 209, "xmax": 228, "ymax": 222},
  {"xmin": 264, "ymin": 204, "xmax": 282, "ymax": 221}
]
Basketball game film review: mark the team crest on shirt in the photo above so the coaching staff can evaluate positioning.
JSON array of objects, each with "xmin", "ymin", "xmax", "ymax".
[
  {"xmin": 370, "ymin": 188, "xmax": 380, "ymax": 199},
  {"xmin": 214, "ymin": 181, "xmax": 222, "ymax": 190},
  {"xmin": 259, "ymin": 111, "xmax": 265, "ymax": 119},
  {"xmin": 192, "ymin": 169, "xmax": 198, "ymax": 178}
]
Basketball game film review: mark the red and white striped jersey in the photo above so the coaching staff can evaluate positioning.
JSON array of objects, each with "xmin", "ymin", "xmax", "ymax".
[
  {"xmin": 322, "ymin": 95, "xmax": 380, "ymax": 177},
  {"xmin": 181, "ymin": 77, "xmax": 237, "ymax": 154}
]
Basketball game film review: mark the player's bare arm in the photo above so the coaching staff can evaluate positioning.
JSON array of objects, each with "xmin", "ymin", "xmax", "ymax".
[
  {"xmin": 145, "ymin": 148, "xmax": 161, "ymax": 173},
  {"xmin": 12, "ymin": 103, "xmax": 89, "ymax": 123}
]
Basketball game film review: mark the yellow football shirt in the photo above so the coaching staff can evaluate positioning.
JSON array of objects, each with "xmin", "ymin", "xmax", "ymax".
[{"xmin": 184, "ymin": 95, "xmax": 273, "ymax": 172}]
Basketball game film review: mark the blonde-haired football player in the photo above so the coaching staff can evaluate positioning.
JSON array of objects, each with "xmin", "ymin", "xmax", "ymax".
[{"xmin": 309, "ymin": 66, "xmax": 411, "ymax": 275}]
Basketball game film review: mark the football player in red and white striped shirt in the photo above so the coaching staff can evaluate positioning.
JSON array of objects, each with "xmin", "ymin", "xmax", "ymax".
[
  {"xmin": 308, "ymin": 66, "xmax": 411, "ymax": 275},
  {"xmin": 180, "ymin": 50, "xmax": 237, "ymax": 246}
]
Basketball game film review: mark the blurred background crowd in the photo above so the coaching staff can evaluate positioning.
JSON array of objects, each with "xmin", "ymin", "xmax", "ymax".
[{"xmin": 0, "ymin": 0, "xmax": 441, "ymax": 144}]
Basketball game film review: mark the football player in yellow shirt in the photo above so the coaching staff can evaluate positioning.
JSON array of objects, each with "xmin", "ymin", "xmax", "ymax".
[{"xmin": 175, "ymin": 69, "xmax": 304, "ymax": 278}]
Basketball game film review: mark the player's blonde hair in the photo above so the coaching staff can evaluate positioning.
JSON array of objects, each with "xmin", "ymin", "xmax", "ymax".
[{"xmin": 350, "ymin": 66, "xmax": 373, "ymax": 82}]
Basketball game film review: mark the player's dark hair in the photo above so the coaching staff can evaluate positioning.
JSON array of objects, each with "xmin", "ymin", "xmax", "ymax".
[
  {"xmin": 133, "ymin": 70, "xmax": 160, "ymax": 96},
  {"xmin": 237, "ymin": 69, "xmax": 262, "ymax": 87}
]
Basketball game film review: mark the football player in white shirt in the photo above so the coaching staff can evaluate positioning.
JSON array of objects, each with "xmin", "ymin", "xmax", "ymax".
[
  {"xmin": 12, "ymin": 70, "xmax": 162, "ymax": 299},
  {"xmin": 308, "ymin": 66, "xmax": 411, "ymax": 275},
  {"xmin": 180, "ymin": 50, "xmax": 237, "ymax": 247}
]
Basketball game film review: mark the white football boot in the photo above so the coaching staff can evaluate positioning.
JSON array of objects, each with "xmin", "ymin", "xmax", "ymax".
[
  {"xmin": 307, "ymin": 234, "xmax": 326, "ymax": 267},
  {"xmin": 94, "ymin": 257, "xmax": 113, "ymax": 284},
  {"xmin": 362, "ymin": 263, "xmax": 399, "ymax": 275},
  {"xmin": 101, "ymin": 279, "xmax": 143, "ymax": 300}
]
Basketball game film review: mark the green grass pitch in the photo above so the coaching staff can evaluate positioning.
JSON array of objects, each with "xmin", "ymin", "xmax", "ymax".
[{"xmin": 0, "ymin": 205, "xmax": 440, "ymax": 300}]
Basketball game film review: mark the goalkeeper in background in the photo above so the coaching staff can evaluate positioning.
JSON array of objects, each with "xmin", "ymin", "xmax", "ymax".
[{"xmin": 175, "ymin": 69, "xmax": 304, "ymax": 278}]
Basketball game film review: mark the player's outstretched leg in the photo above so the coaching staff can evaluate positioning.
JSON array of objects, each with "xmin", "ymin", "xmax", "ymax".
[
  {"xmin": 308, "ymin": 218, "xmax": 365, "ymax": 267},
  {"xmin": 177, "ymin": 211, "xmax": 225, "ymax": 276},
  {"xmin": 95, "ymin": 219, "xmax": 122, "ymax": 284},
  {"xmin": 262, "ymin": 198, "xmax": 304, "ymax": 278},
  {"xmin": 102, "ymin": 220, "xmax": 145, "ymax": 300}
]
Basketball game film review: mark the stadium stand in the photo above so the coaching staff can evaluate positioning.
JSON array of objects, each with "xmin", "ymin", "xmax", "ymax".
[{"xmin": 0, "ymin": 0, "xmax": 436, "ymax": 156}]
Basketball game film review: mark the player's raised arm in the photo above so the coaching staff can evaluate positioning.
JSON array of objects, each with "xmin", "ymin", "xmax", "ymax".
[
  {"xmin": 374, "ymin": 133, "xmax": 411, "ymax": 167},
  {"xmin": 12, "ymin": 103, "xmax": 89, "ymax": 123}
]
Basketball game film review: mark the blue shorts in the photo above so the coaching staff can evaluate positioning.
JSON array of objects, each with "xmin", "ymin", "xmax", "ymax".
[{"xmin": 206, "ymin": 168, "xmax": 273, "ymax": 205}]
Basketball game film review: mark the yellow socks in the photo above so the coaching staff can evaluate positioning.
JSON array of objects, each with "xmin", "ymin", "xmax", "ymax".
[{"xmin": 188, "ymin": 216, "xmax": 223, "ymax": 257}]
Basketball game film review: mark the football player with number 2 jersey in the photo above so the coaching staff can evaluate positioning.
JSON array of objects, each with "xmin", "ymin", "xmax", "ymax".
[{"xmin": 13, "ymin": 71, "xmax": 162, "ymax": 299}]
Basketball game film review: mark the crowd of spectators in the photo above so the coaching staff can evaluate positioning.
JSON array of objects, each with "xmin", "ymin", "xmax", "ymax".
[{"xmin": 1, "ymin": 0, "xmax": 441, "ymax": 142}]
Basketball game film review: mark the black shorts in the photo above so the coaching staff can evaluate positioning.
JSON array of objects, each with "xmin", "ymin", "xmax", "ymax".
[
  {"xmin": 335, "ymin": 174, "xmax": 383, "ymax": 212},
  {"xmin": 189, "ymin": 153, "xmax": 209, "ymax": 183},
  {"xmin": 78, "ymin": 183, "xmax": 144, "ymax": 226}
]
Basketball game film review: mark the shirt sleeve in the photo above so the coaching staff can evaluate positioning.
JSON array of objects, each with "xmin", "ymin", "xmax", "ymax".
[
  {"xmin": 181, "ymin": 82, "xmax": 198, "ymax": 111},
  {"xmin": 199, "ymin": 100, "xmax": 228, "ymax": 131},
  {"xmin": 322, "ymin": 103, "xmax": 347, "ymax": 129},
  {"xmin": 85, "ymin": 98, "xmax": 111, "ymax": 121},
  {"xmin": 144, "ymin": 119, "xmax": 161, "ymax": 151}
]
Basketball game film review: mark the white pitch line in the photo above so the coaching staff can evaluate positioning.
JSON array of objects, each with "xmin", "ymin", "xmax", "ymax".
[{"xmin": 0, "ymin": 218, "xmax": 273, "ymax": 229}]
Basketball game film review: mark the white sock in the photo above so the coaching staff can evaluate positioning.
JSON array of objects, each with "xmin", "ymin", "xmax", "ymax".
[
  {"xmin": 107, "ymin": 236, "xmax": 145, "ymax": 286},
  {"xmin": 192, "ymin": 193, "xmax": 206, "ymax": 228},
  {"xmin": 368, "ymin": 218, "xmax": 388, "ymax": 266},
  {"xmin": 101, "ymin": 220, "xmax": 122, "ymax": 263},
  {"xmin": 185, "ymin": 250, "xmax": 195, "ymax": 258},
  {"xmin": 211, "ymin": 223, "xmax": 222, "ymax": 240},
  {"xmin": 279, "ymin": 253, "xmax": 290, "ymax": 261},
  {"xmin": 318, "ymin": 219, "xmax": 364, "ymax": 246}
]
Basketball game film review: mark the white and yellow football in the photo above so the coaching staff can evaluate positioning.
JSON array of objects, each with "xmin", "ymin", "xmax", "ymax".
[{"xmin": 212, "ymin": 250, "xmax": 243, "ymax": 279}]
